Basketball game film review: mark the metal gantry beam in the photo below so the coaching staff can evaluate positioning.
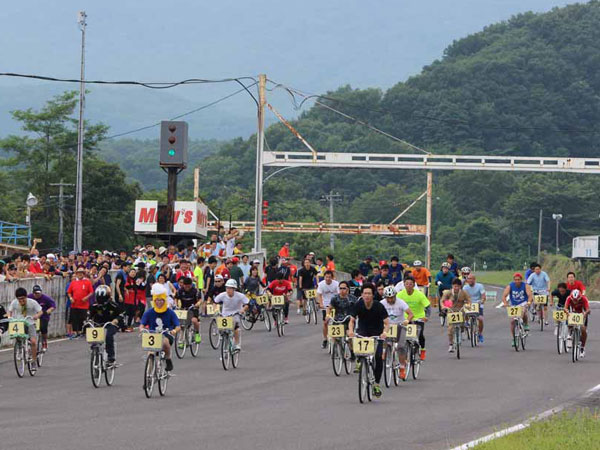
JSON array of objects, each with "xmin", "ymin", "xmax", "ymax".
[
  {"xmin": 263, "ymin": 151, "xmax": 600, "ymax": 173},
  {"xmin": 208, "ymin": 221, "xmax": 425, "ymax": 236}
]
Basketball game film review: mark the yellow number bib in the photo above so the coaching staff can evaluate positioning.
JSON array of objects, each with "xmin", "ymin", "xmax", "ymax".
[
  {"xmin": 9, "ymin": 321, "xmax": 26, "ymax": 337},
  {"xmin": 142, "ymin": 333, "xmax": 163, "ymax": 351},
  {"xmin": 553, "ymin": 310, "xmax": 567, "ymax": 322},
  {"xmin": 388, "ymin": 324, "xmax": 399, "ymax": 339},
  {"xmin": 175, "ymin": 310, "xmax": 188, "ymax": 320},
  {"xmin": 305, "ymin": 289, "xmax": 316, "ymax": 299},
  {"xmin": 508, "ymin": 306, "xmax": 523, "ymax": 318},
  {"xmin": 406, "ymin": 324, "xmax": 418, "ymax": 339},
  {"xmin": 534, "ymin": 295, "xmax": 548, "ymax": 305},
  {"xmin": 465, "ymin": 303, "xmax": 480, "ymax": 314},
  {"xmin": 255, "ymin": 295, "xmax": 268, "ymax": 305},
  {"xmin": 328, "ymin": 324, "xmax": 344, "ymax": 338},
  {"xmin": 568, "ymin": 313, "xmax": 584, "ymax": 326},
  {"xmin": 447, "ymin": 311, "xmax": 464, "ymax": 325},
  {"xmin": 86, "ymin": 327, "xmax": 105, "ymax": 343},
  {"xmin": 353, "ymin": 338, "xmax": 375, "ymax": 355},
  {"xmin": 217, "ymin": 316, "xmax": 234, "ymax": 330},
  {"xmin": 206, "ymin": 304, "xmax": 221, "ymax": 315},
  {"xmin": 271, "ymin": 295, "xmax": 285, "ymax": 306}
]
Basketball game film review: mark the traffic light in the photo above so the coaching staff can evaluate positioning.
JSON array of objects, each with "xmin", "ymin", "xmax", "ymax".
[{"xmin": 160, "ymin": 121, "xmax": 188, "ymax": 168}]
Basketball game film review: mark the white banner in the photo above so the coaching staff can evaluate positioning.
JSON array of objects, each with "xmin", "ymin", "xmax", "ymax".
[
  {"xmin": 173, "ymin": 201, "xmax": 197, "ymax": 233},
  {"xmin": 196, "ymin": 201, "xmax": 208, "ymax": 236},
  {"xmin": 134, "ymin": 200, "xmax": 158, "ymax": 232}
]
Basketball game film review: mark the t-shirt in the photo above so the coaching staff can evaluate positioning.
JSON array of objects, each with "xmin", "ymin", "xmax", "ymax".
[
  {"xmin": 239, "ymin": 263, "xmax": 251, "ymax": 280},
  {"xmin": 565, "ymin": 295, "xmax": 590, "ymax": 314},
  {"xmin": 463, "ymin": 283, "xmax": 485, "ymax": 303},
  {"xmin": 380, "ymin": 299, "xmax": 410, "ymax": 324},
  {"xmin": 115, "ymin": 270, "xmax": 127, "ymax": 300},
  {"xmin": 566, "ymin": 280, "xmax": 586, "ymax": 293},
  {"xmin": 352, "ymin": 299, "xmax": 388, "ymax": 336},
  {"xmin": 225, "ymin": 238, "xmax": 236, "ymax": 257},
  {"xmin": 67, "ymin": 278, "xmax": 94, "ymax": 309},
  {"xmin": 8, "ymin": 298, "xmax": 42, "ymax": 325},
  {"xmin": 527, "ymin": 271, "xmax": 550, "ymax": 294},
  {"xmin": 508, "ymin": 282, "xmax": 528, "ymax": 306},
  {"xmin": 358, "ymin": 262, "xmax": 372, "ymax": 277},
  {"xmin": 229, "ymin": 265, "xmax": 245, "ymax": 287},
  {"xmin": 326, "ymin": 261, "xmax": 336, "ymax": 272},
  {"xmin": 397, "ymin": 289, "xmax": 430, "ymax": 320},
  {"xmin": 317, "ymin": 280, "xmax": 340, "ymax": 308},
  {"xmin": 193, "ymin": 266, "xmax": 204, "ymax": 290},
  {"xmin": 411, "ymin": 268, "xmax": 431, "ymax": 286},
  {"xmin": 214, "ymin": 291, "xmax": 249, "ymax": 316},
  {"xmin": 27, "ymin": 294, "xmax": 56, "ymax": 320},
  {"xmin": 140, "ymin": 308, "xmax": 180, "ymax": 331},
  {"xmin": 298, "ymin": 267, "xmax": 317, "ymax": 290},
  {"xmin": 441, "ymin": 289, "xmax": 470, "ymax": 311},
  {"xmin": 267, "ymin": 280, "xmax": 293, "ymax": 296},
  {"xmin": 551, "ymin": 289, "xmax": 571, "ymax": 308},
  {"xmin": 330, "ymin": 294, "xmax": 358, "ymax": 320},
  {"xmin": 176, "ymin": 286, "xmax": 199, "ymax": 309},
  {"xmin": 388, "ymin": 264, "xmax": 404, "ymax": 285}
]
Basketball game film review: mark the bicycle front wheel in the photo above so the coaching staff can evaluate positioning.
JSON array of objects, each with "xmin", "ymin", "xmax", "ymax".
[
  {"xmin": 343, "ymin": 340, "xmax": 353, "ymax": 375},
  {"xmin": 221, "ymin": 335, "xmax": 231, "ymax": 370},
  {"xmin": 332, "ymin": 340, "xmax": 343, "ymax": 376},
  {"xmin": 143, "ymin": 353, "xmax": 156, "ymax": 398},
  {"xmin": 26, "ymin": 342, "xmax": 36, "ymax": 377},
  {"xmin": 358, "ymin": 358, "xmax": 368, "ymax": 404},
  {"xmin": 209, "ymin": 319, "xmax": 220, "ymax": 349},
  {"xmin": 305, "ymin": 300, "xmax": 312, "ymax": 324},
  {"xmin": 158, "ymin": 357, "xmax": 169, "ymax": 396},
  {"xmin": 557, "ymin": 322, "xmax": 563, "ymax": 355},
  {"xmin": 90, "ymin": 347, "xmax": 103, "ymax": 388},
  {"xmin": 539, "ymin": 307, "xmax": 544, "ymax": 331},
  {"xmin": 189, "ymin": 326, "xmax": 200, "ymax": 357},
  {"xmin": 264, "ymin": 309, "xmax": 272, "ymax": 332},
  {"xmin": 174, "ymin": 329, "xmax": 186, "ymax": 359},
  {"xmin": 383, "ymin": 344, "xmax": 393, "ymax": 388},
  {"xmin": 404, "ymin": 345, "xmax": 412, "ymax": 381},
  {"xmin": 311, "ymin": 300, "xmax": 318, "ymax": 325},
  {"xmin": 455, "ymin": 328, "xmax": 461, "ymax": 360},
  {"xmin": 366, "ymin": 361, "xmax": 373, "ymax": 402},
  {"xmin": 513, "ymin": 322, "xmax": 520, "ymax": 352},
  {"xmin": 572, "ymin": 329, "xmax": 580, "ymax": 363},
  {"xmin": 37, "ymin": 338, "xmax": 44, "ymax": 367},
  {"xmin": 14, "ymin": 341, "xmax": 25, "ymax": 378}
]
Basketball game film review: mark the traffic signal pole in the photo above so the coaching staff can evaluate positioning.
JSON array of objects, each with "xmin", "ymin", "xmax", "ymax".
[{"xmin": 167, "ymin": 168, "xmax": 177, "ymax": 233}]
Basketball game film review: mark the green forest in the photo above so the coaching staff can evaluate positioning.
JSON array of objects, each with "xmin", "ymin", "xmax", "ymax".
[{"xmin": 2, "ymin": 1, "xmax": 600, "ymax": 271}]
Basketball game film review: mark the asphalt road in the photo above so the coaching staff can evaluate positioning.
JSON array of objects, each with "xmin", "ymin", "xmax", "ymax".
[{"xmin": 1, "ymin": 287, "xmax": 598, "ymax": 450}]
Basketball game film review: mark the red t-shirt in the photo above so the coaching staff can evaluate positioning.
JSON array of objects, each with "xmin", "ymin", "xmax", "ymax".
[
  {"xmin": 176, "ymin": 270, "xmax": 193, "ymax": 281},
  {"xmin": 565, "ymin": 295, "xmax": 589, "ymax": 313},
  {"xmin": 326, "ymin": 261, "xmax": 336, "ymax": 272},
  {"xmin": 278, "ymin": 246, "xmax": 290, "ymax": 258},
  {"xmin": 566, "ymin": 280, "xmax": 586, "ymax": 293},
  {"xmin": 29, "ymin": 262, "xmax": 43, "ymax": 274},
  {"xmin": 267, "ymin": 280, "xmax": 293, "ymax": 296},
  {"xmin": 67, "ymin": 278, "xmax": 93, "ymax": 309}
]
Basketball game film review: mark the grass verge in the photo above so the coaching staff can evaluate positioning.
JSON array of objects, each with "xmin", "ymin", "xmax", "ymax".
[
  {"xmin": 472, "ymin": 410, "xmax": 600, "ymax": 449},
  {"xmin": 474, "ymin": 271, "xmax": 514, "ymax": 286}
]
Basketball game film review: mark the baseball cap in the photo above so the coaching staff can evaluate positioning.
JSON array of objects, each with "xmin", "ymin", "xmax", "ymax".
[
  {"xmin": 513, "ymin": 272, "xmax": 523, "ymax": 279},
  {"xmin": 252, "ymin": 259, "xmax": 260, "ymax": 264},
  {"xmin": 32, "ymin": 285, "xmax": 42, "ymax": 293},
  {"xmin": 46, "ymin": 253, "xmax": 56, "ymax": 260},
  {"xmin": 232, "ymin": 257, "xmax": 239, "ymax": 264},
  {"xmin": 215, "ymin": 274, "xmax": 224, "ymax": 281}
]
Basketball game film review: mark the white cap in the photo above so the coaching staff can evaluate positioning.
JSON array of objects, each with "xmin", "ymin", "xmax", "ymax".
[
  {"xmin": 252, "ymin": 259, "xmax": 260, "ymax": 264},
  {"xmin": 215, "ymin": 274, "xmax": 224, "ymax": 281},
  {"xmin": 46, "ymin": 253, "xmax": 56, "ymax": 260}
]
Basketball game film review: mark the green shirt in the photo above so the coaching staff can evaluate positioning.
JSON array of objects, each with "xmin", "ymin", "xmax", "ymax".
[
  {"xmin": 193, "ymin": 266, "xmax": 204, "ymax": 290},
  {"xmin": 397, "ymin": 288, "xmax": 430, "ymax": 319}
]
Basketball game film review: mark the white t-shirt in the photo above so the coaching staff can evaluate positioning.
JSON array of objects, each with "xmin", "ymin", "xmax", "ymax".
[
  {"xmin": 380, "ymin": 299, "xmax": 410, "ymax": 324},
  {"xmin": 317, "ymin": 280, "xmax": 339, "ymax": 308},
  {"xmin": 8, "ymin": 298, "xmax": 42, "ymax": 325},
  {"xmin": 214, "ymin": 291, "xmax": 249, "ymax": 316},
  {"xmin": 225, "ymin": 238, "xmax": 236, "ymax": 257}
]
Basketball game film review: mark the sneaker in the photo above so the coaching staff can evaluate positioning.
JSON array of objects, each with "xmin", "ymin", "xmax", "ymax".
[
  {"xmin": 580, "ymin": 348, "xmax": 585, "ymax": 358},
  {"xmin": 178, "ymin": 342, "xmax": 185, "ymax": 349},
  {"xmin": 107, "ymin": 359, "xmax": 116, "ymax": 368},
  {"xmin": 372, "ymin": 384, "xmax": 382, "ymax": 398},
  {"xmin": 296, "ymin": 309, "xmax": 301, "ymax": 315},
  {"xmin": 545, "ymin": 321, "xmax": 549, "ymax": 326},
  {"xmin": 234, "ymin": 344, "xmax": 241, "ymax": 351},
  {"xmin": 399, "ymin": 367, "xmax": 407, "ymax": 380},
  {"xmin": 479, "ymin": 335, "xmax": 484, "ymax": 344},
  {"xmin": 165, "ymin": 359, "xmax": 174, "ymax": 371},
  {"xmin": 512, "ymin": 340, "xmax": 516, "ymax": 347},
  {"xmin": 194, "ymin": 333, "xmax": 201, "ymax": 344},
  {"xmin": 284, "ymin": 318, "xmax": 289, "ymax": 324},
  {"xmin": 321, "ymin": 340, "xmax": 328, "ymax": 349},
  {"xmin": 354, "ymin": 361, "xmax": 361, "ymax": 373},
  {"xmin": 420, "ymin": 349, "xmax": 426, "ymax": 361},
  {"xmin": 448, "ymin": 345, "xmax": 454, "ymax": 353},
  {"xmin": 30, "ymin": 361, "xmax": 37, "ymax": 372}
]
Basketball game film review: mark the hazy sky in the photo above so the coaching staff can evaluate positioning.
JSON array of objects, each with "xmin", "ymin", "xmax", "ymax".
[{"xmin": 0, "ymin": 0, "xmax": 574, "ymax": 138}]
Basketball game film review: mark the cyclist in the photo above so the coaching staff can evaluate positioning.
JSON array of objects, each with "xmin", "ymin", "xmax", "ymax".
[
  {"xmin": 213, "ymin": 279, "xmax": 249, "ymax": 351},
  {"xmin": 206, "ymin": 274, "xmax": 226, "ymax": 303},
  {"xmin": 447, "ymin": 254, "xmax": 459, "ymax": 278},
  {"xmin": 460, "ymin": 267, "xmax": 471, "ymax": 283},
  {"xmin": 564, "ymin": 289, "xmax": 590, "ymax": 358},
  {"xmin": 317, "ymin": 270, "xmax": 339, "ymax": 348},
  {"xmin": 462, "ymin": 274, "xmax": 486, "ymax": 343},
  {"xmin": 139, "ymin": 287, "xmax": 181, "ymax": 372},
  {"xmin": 441, "ymin": 278, "xmax": 471, "ymax": 352},
  {"xmin": 89, "ymin": 285, "xmax": 123, "ymax": 366},
  {"xmin": 526, "ymin": 263, "xmax": 551, "ymax": 326},
  {"xmin": 7, "ymin": 287, "xmax": 44, "ymax": 371},
  {"xmin": 389, "ymin": 256, "xmax": 404, "ymax": 286},
  {"xmin": 328, "ymin": 280, "xmax": 358, "ymax": 329},
  {"xmin": 297, "ymin": 258, "xmax": 317, "ymax": 315},
  {"xmin": 267, "ymin": 272, "xmax": 294, "ymax": 325},
  {"xmin": 435, "ymin": 262, "xmax": 454, "ymax": 316},
  {"xmin": 372, "ymin": 264, "xmax": 392, "ymax": 287},
  {"xmin": 501, "ymin": 273, "xmax": 533, "ymax": 344},
  {"xmin": 381, "ymin": 285, "xmax": 413, "ymax": 379},
  {"xmin": 411, "ymin": 260, "xmax": 431, "ymax": 297},
  {"xmin": 566, "ymin": 272, "xmax": 586, "ymax": 294},
  {"xmin": 397, "ymin": 277, "xmax": 431, "ymax": 361},
  {"xmin": 28, "ymin": 285, "xmax": 56, "ymax": 351},
  {"xmin": 174, "ymin": 277, "xmax": 202, "ymax": 345},
  {"xmin": 348, "ymin": 283, "xmax": 390, "ymax": 398},
  {"xmin": 550, "ymin": 282, "xmax": 570, "ymax": 310}
]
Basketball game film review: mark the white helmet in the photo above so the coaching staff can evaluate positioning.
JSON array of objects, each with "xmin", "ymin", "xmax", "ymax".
[
  {"xmin": 413, "ymin": 260, "xmax": 423, "ymax": 267},
  {"xmin": 572, "ymin": 289, "xmax": 581, "ymax": 300},
  {"xmin": 441, "ymin": 262, "xmax": 450, "ymax": 269},
  {"xmin": 461, "ymin": 266, "xmax": 471, "ymax": 274},
  {"xmin": 225, "ymin": 279, "xmax": 238, "ymax": 289},
  {"xmin": 383, "ymin": 286, "xmax": 396, "ymax": 298}
]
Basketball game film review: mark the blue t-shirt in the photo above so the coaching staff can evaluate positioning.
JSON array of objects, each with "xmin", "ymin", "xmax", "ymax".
[
  {"xmin": 527, "ymin": 271, "xmax": 549, "ymax": 294},
  {"xmin": 509, "ymin": 282, "xmax": 528, "ymax": 306},
  {"xmin": 463, "ymin": 283, "xmax": 485, "ymax": 303},
  {"xmin": 140, "ymin": 308, "xmax": 180, "ymax": 331}
]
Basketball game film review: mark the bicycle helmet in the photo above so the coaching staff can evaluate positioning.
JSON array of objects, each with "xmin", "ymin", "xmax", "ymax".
[
  {"xmin": 441, "ymin": 262, "xmax": 450, "ymax": 269},
  {"xmin": 383, "ymin": 286, "xmax": 396, "ymax": 298},
  {"xmin": 225, "ymin": 279, "xmax": 238, "ymax": 289},
  {"xmin": 95, "ymin": 285, "xmax": 110, "ymax": 304},
  {"xmin": 572, "ymin": 289, "xmax": 581, "ymax": 300},
  {"xmin": 461, "ymin": 266, "xmax": 471, "ymax": 274},
  {"xmin": 413, "ymin": 260, "xmax": 423, "ymax": 267}
]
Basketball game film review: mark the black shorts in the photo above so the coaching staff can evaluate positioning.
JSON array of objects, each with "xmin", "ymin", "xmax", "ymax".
[
  {"xmin": 181, "ymin": 307, "xmax": 200, "ymax": 319},
  {"xmin": 164, "ymin": 333, "xmax": 174, "ymax": 346},
  {"xmin": 69, "ymin": 308, "xmax": 87, "ymax": 332},
  {"xmin": 322, "ymin": 309, "xmax": 327, "ymax": 321},
  {"xmin": 39, "ymin": 317, "xmax": 50, "ymax": 334}
]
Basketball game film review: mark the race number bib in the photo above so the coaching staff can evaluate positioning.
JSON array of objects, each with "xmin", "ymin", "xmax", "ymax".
[
  {"xmin": 353, "ymin": 338, "xmax": 375, "ymax": 355},
  {"xmin": 507, "ymin": 306, "xmax": 523, "ymax": 318},
  {"xmin": 447, "ymin": 311, "xmax": 464, "ymax": 325},
  {"xmin": 328, "ymin": 324, "xmax": 344, "ymax": 338},
  {"xmin": 553, "ymin": 310, "xmax": 567, "ymax": 322},
  {"xmin": 271, "ymin": 295, "xmax": 285, "ymax": 306},
  {"xmin": 217, "ymin": 316, "xmax": 234, "ymax": 330},
  {"xmin": 86, "ymin": 327, "xmax": 105, "ymax": 343},
  {"xmin": 142, "ymin": 333, "xmax": 163, "ymax": 350},
  {"xmin": 568, "ymin": 313, "xmax": 584, "ymax": 326}
]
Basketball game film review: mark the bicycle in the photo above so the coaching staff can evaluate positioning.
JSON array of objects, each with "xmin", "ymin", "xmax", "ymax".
[
  {"xmin": 174, "ymin": 306, "xmax": 200, "ymax": 359},
  {"xmin": 403, "ymin": 321, "xmax": 423, "ymax": 380},
  {"xmin": 447, "ymin": 310, "xmax": 464, "ymax": 359},
  {"xmin": 304, "ymin": 289, "xmax": 318, "ymax": 325},
  {"xmin": 507, "ymin": 305, "xmax": 527, "ymax": 352},
  {"xmin": 567, "ymin": 312, "xmax": 585, "ymax": 363},
  {"xmin": 553, "ymin": 308, "xmax": 568, "ymax": 355},
  {"xmin": 269, "ymin": 295, "xmax": 286, "ymax": 337},
  {"xmin": 3, "ymin": 318, "xmax": 37, "ymax": 378},
  {"xmin": 141, "ymin": 329, "xmax": 172, "ymax": 398},
  {"xmin": 464, "ymin": 303, "xmax": 480, "ymax": 348},
  {"xmin": 533, "ymin": 294, "xmax": 548, "ymax": 331},
  {"xmin": 206, "ymin": 303, "xmax": 222, "ymax": 350},
  {"xmin": 383, "ymin": 323, "xmax": 403, "ymax": 388},
  {"xmin": 216, "ymin": 313, "xmax": 242, "ymax": 370},
  {"xmin": 34, "ymin": 319, "xmax": 45, "ymax": 367},
  {"xmin": 242, "ymin": 294, "xmax": 271, "ymax": 332},
  {"xmin": 353, "ymin": 336, "xmax": 384, "ymax": 403},
  {"xmin": 328, "ymin": 315, "xmax": 353, "ymax": 376},
  {"xmin": 84, "ymin": 321, "xmax": 118, "ymax": 388}
]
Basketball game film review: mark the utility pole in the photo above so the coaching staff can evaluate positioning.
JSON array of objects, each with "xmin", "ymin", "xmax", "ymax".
[
  {"xmin": 320, "ymin": 190, "xmax": 342, "ymax": 250},
  {"xmin": 50, "ymin": 180, "xmax": 74, "ymax": 253},
  {"xmin": 552, "ymin": 213, "xmax": 563, "ymax": 254},
  {"xmin": 426, "ymin": 172, "xmax": 433, "ymax": 270},
  {"xmin": 74, "ymin": 10, "xmax": 87, "ymax": 252},
  {"xmin": 253, "ymin": 74, "xmax": 266, "ymax": 253},
  {"xmin": 537, "ymin": 209, "xmax": 542, "ymax": 261}
]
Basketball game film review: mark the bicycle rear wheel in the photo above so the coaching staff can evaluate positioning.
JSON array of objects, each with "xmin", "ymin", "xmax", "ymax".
[
  {"xmin": 158, "ymin": 357, "xmax": 169, "ymax": 396},
  {"xmin": 143, "ymin": 354, "xmax": 156, "ymax": 398},
  {"xmin": 174, "ymin": 329, "xmax": 186, "ymax": 359},
  {"xmin": 343, "ymin": 340, "xmax": 353, "ymax": 375},
  {"xmin": 189, "ymin": 326, "xmax": 200, "ymax": 357},
  {"xmin": 36, "ymin": 338, "xmax": 44, "ymax": 367},
  {"xmin": 332, "ymin": 340, "xmax": 343, "ymax": 376},
  {"xmin": 105, "ymin": 357, "xmax": 116, "ymax": 386},
  {"xmin": 90, "ymin": 347, "xmax": 103, "ymax": 388},
  {"xmin": 221, "ymin": 335, "xmax": 231, "ymax": 370},
  {"xmin": 384, "ymin": 344, "xmax": 393, "ymax": 388},
  {"xmin": 455, "ymin": 328, "xmax": 461, "ymax": 360},
  {"xmin": 241, "ymin": 312, "xmax": 254, "ymax": 331},
  {"xmin": 232, "ymin": 343, "xmax": 240, "ymax": 369},
  {"xmin": 264, "ymin": 309, "xmax": 272, "ymax": 332},
  {"xmin": 412, "ymin": 346, "xmax": 421, "ymax": 380},
  {"xmin": 358, "ymin": 358, "xmax": 368, "ymax": 403},
  {"xmin": 209, "ymin": 319, "xmax": 220, "ymax": 349},
  {"xmin": 14, "ymin": 341, "xmax": 25, "ymax": 378}
]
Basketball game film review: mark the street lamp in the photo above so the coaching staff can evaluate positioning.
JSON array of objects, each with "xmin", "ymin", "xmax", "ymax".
[
  {"xmin": 552, "ymin": 213, "xmax": 563, "ymax": 254},
  {"xmin": 26, "ymin": 192, "xmax": 38, "ymax": 245}
]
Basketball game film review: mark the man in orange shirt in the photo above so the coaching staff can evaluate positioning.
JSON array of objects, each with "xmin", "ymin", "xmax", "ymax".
[
  {"xmin": 67, "ymin": 266, "xmax": 94, "ymax": 336},
  {"xmin": 278, "ymin": 242, "xmax": 290, "ymax": 259},
  {"xmin": 326, "ymin": 254, "xmax": 336, "ymax": 272},
  {"xmin": 411, "ymin": 260, "xmax": 431, "ymax": 297}
]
